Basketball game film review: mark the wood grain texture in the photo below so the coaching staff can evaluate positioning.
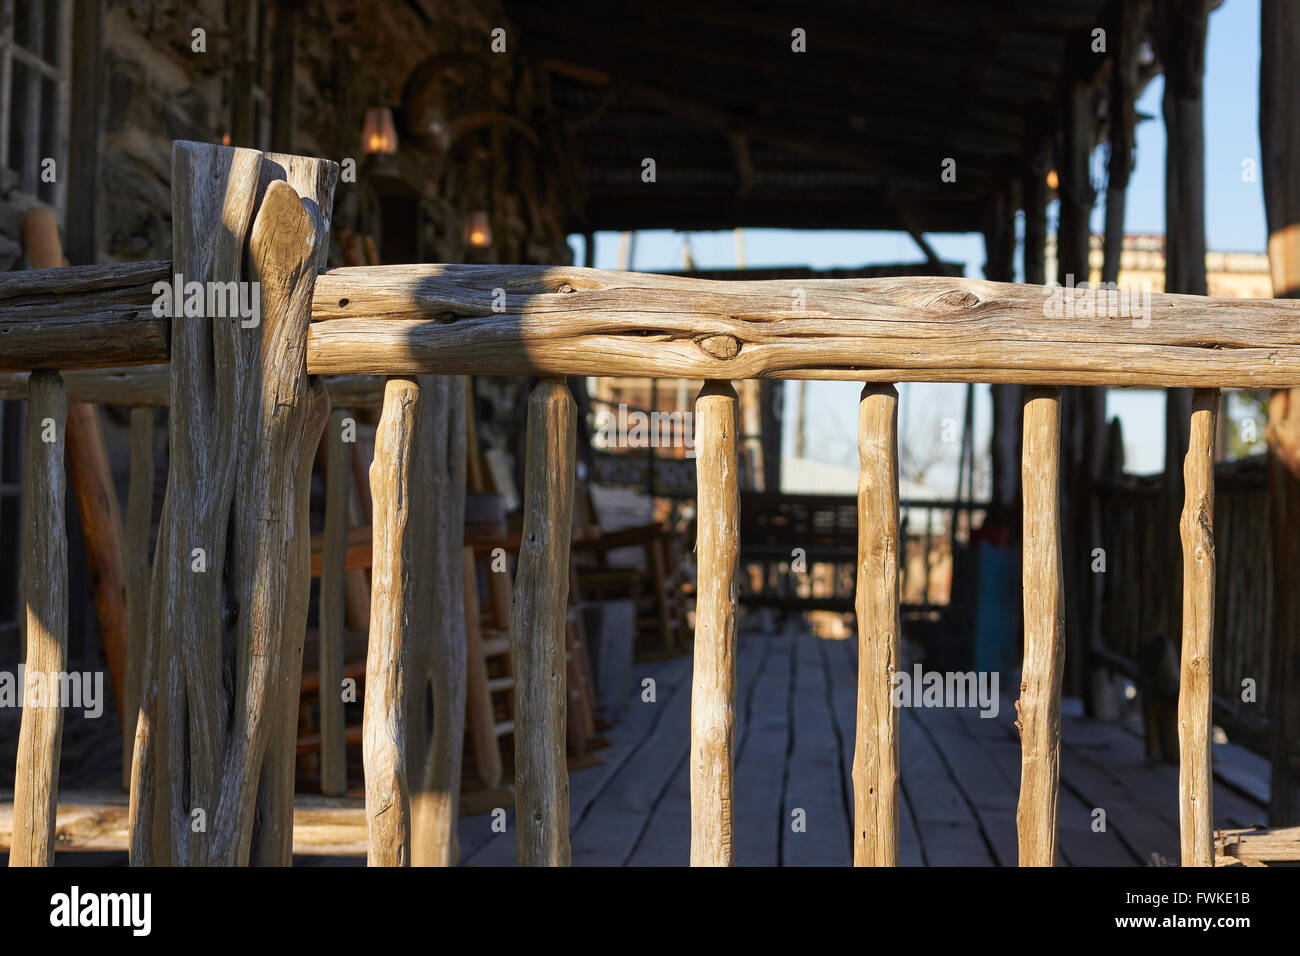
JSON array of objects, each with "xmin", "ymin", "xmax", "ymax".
[
  {"xmin": 853, "ymin": 383, "xmax": 901, "ymax": 866},
  {"xmin": 1016, "ymin": 386, "xmax": 1065, "ymax": 867},
  {"xmin": 0, "ymin": 259, "xmax": 169, "ymax": 372},
  {"xmin": 1179, "ymin": 389, "xmax": 1217, "ymax": 866},
  {"xmin": 128, "ymin": 142, "xmax": 336, "ymax": 866},
  {"xmin": 0, "ymin": 368, "xmax": 385, "ymax": 407},
  {"xmin": 406, "ymin": 374, "xmax": 467, "ymax": 867},
  {"xmin": 511, "ymin": 379, "xmax": 576, "ymax": 866},
  {"xmin": 14, "ymin": 258, "xmax": 1300, "ymax": 386},
  {"xmin": 306, "ymin": 265, "xmax": 1300, "ymax": 387},
  {"xmin": 319, "ymin": 408, "xmax": 351, "ymax": 797},
  {"xmin": 123, "ymin": 407, "xmax": 153, "ymax": 792},
  {"xmin": 364, "ymin": 377, "xmax": 420, "ymax": 867},
  {"xmin": 10, "ymin": 372, "xmax": 68, "ymax": 866},
  {"xmin": 691, "ymin": 380, "xmax": 739, "ymax": 867}
]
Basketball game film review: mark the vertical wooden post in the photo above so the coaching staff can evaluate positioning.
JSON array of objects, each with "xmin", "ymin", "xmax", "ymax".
[
  {"xmin": 1260, "ymin": 0, "xmax": 1300, "ymax": 826},
  {"xmin": 1178, "ymin": 389, "xmax": 1216, "ymax": 866},
  {"xmin": 123, "ymin": 406, "xmax": 153, "ymax": 791},
  {"xmin": 128, "ymin": 143, "xmax": 336, "ymax": 866},
  {"xmin": 1016, "ymin": 386, "xmax": 1065, "ymax": 867},
  {"xmin": 853, "ymin": 384, "xmax": 901, "ymax": 866},
  {"xmin": 9, "ymin": 372, "xmax": 68, "ymax": 867},
  {"xmin": 407, "ymin": 374, "xmax": 467, "ymax": 867},
  {"xmin": 364, "ymin": 377, "xmax": 420, "ymax": 866},
  {"xmin": 511, "ymin": 379, "xmax": 576, "ymax": 866},
  {"xmin": 319, "ymin": 407, "xmax": 351, "ymax": 797},
  {"xmin": 691, "ymin": 380, "xmax": 739, "ymax": 867}
]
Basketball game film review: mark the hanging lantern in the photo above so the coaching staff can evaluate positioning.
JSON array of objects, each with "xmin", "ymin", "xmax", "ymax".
[
  {"xmin": 362, "ymin": 106, "xmax": 398, "ymax": 155},
  {"xmin": 465, "ymin": 210, "xmax": 492, "ymax": 248}
]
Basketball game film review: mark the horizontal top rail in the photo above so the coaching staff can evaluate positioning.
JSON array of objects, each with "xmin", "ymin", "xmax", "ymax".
[{"xmin": 6, "ymin": 260, "xmax": 1300, "ymax": 387}]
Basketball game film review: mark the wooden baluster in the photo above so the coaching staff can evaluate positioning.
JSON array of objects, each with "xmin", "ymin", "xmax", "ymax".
[
  {"xmin": 853, "ymin": 384, "xmax": 901, "ymax": 866},
  {"xmin": 320, "ymin": 407, "xmax": 351, "ymax": 797},
  {"xmin": 1179, "ymin": 388, "xmax": 1217, "ymax": 866},
  {"xmin": 691, "ymin": 381, "xmax": 740, "ymax": 866},
  {"xmin": 364, "ymin": 378, "xmax": 420, "ymax": 866},
  {"xmin": 123, "ymin": 407, "xmax": 153, "ymax": 791},
  {"xmin": 10, "ymin": 371, "xmax": 68, "ymax": 867},
  {"xmin": 511, "ymin": 378, "xmax": 577, "ymax": 866},
  {"xmin": 1016, "ymin": 385, "xmax": 1065, "ymax": 867}
]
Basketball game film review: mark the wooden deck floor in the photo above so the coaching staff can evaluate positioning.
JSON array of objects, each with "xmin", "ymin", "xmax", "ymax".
[{"xmin": 457, "ymin": 626, "xmax": 1270, "ymax": 866}]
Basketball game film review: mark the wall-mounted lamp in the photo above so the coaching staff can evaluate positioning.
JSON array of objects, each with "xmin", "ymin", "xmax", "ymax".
[
  {"xmin": 1046, "ymin": 169, "xmax": 1060, "ymax": 190},
  {"xmin": 465, "ymin": 210, "xmax": 492, "ymax": 248},
  {"xmin": 362, "ymin": 106, "xmax": 399, "ymax": 155}
]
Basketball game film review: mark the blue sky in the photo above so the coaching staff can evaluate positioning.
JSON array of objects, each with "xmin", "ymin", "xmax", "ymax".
[{"xmin": 569, "ymin": 0, "xmax": 1265, "ymax": 487}]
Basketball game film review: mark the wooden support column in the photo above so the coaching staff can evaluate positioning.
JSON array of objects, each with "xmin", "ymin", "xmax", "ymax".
[
  {"xmin": 406, "ymin": 374, "xmax": 467, "ymax": 867},
  {"xmin": 122, "ymin": 407, "xmax": 152, "ymax": 791},
  {"xmin": 128, "ymin": 143, "xmax": 336, "ymax": 866},
  {"xmin": 1156, "ymin": 1, "xmax": 1211, "ymax": 679},
  {"xmin": 364, "ymin": 378, "xmax": 421, "ymax": 866},
  {"xmin": 511, "ymin": 379, "xmax": 577, "ymax": 867},
  {"xmin": 853, "ymin": 384, "xmax": 900, "ymax": 866},
  {"xmin": 1016, "ymin": 386, "xmax": 1065, "ymax": 867},
  {"xmin": 9, "ymin": 372, "xmax": 68, "ymax": 867},
  {"xmin": 1261, "ymin": 0, "xmax": 1300, "ymax": 826},
  {"xmin": 691, "ymin": 380, "xmax": 739, "ymax": 867},
  {"xmin": 319, "ymin": 408, "xmax": 351, "ymax": 797},
  {"xmin": 1178, "ymin": 389, "xmax": 1216, "ymax": 866}
]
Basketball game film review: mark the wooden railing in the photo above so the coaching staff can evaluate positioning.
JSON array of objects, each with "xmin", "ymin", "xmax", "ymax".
[{"xmin": 4, "ymin": 141, "xmax": 1297, "ymax": 867}]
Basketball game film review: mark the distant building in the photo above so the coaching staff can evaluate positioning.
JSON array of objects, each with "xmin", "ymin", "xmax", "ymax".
[{"xmin": 1045, "ymin": 234, "xmax": 1273, "ymax": 298}]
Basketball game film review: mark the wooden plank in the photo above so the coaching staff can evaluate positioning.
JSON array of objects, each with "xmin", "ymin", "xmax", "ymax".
[
  {"xmin": 782, "ymin": 635, "xmax": 852, "ymax": 865},
  {"xmin": 691, "ymin": 380, "xmax": 740, "ymax": 866},
  {"xmin": 364, "ymin": 378, "xmax": 421, "ymax": 866},
  {"xmin": 1179, "ymin": 388, "xmax": 1217, "ymax": 865},
  {"xmin": 459, "ymin": 655, "xmax": 692, "ymax": 866},
  {"xmin": 733, "ymin": 634, "xmax": 793, "ymax": 867},
  {"xmin": 511, "ymin": 379, "xmax": 576, "ymax": 866},
  {"xmin": 624, "ymin": 635, "xmax": 766, "ymax": 866},
  {"xmin": 319, "ymin": 409, "xmax": 351, "ymax": 797},
  {"xmin": 9, "ymin": 372, "xmax": 68, "ymax": 867},
  {"xmin": 854, "ymin": 383, "xmax": 900, "ymax": 865},
  {"xmin": 304, "ymin": 265, "xmax": 1300, "ymax": 388},
  {"xmin": 1017, "ymin": 385, "xmax": 1065, "ymax": 867},
  {"xmin": 122, "ymin": 407, "xmax": 152, "ymax": 790}
]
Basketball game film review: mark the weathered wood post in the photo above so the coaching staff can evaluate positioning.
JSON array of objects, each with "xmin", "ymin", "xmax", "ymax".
[
  {"xmin": 1016, "ymin": 386, "xmax": 1065, "ymax": 867},
  {"xmin": 853, "ymin": 383, "xmax": 901, "ymax": 866},
  {"xmin": 319, "ymin": 408, "xmax": 351, "ymax": 797},
  {"xmin": 511, "ymin": 378, "xmax": 577, "ymax": 866},
  {"xmin": 128, "ymin": 142, "xmax": 336, "ymax": 866},
  {"xmin": 1178, "ymin": 389, "xmax": 1216, "ymax": 866},
  {"xmin": 9, "ymin": 372, "xmax": 68, "ymax": 867},
  {"xmin": 406, "ymin": 374, "xmax": 468, "ymax": 867},
  {"xmin": 691, "ymin": 380, "xmax": 739, "ymax": 867},
  {"xmin": 364, "ymin": 378, "xmax": 421, "ymax": 866}
]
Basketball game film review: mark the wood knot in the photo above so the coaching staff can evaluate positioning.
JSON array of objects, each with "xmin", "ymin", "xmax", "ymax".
[
  {"xmin": 933, "ymin": 290, "xmax": 981, "ymax": 310},
  {"xmin": 696, "ymin": 333, "xmax": 742, "ymax": 360},
  {"xmin": 436, "ymin": 311, "xmax": 457, "ymax": 323}
]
